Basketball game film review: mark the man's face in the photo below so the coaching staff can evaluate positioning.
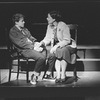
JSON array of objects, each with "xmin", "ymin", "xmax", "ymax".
[
  {"xmin": 15, "ymin": 18, "xmax": 25, "ymax": 28},
  {"xmin": 47, "ymin": 14, "xmax": 55, "ymax": 24}
]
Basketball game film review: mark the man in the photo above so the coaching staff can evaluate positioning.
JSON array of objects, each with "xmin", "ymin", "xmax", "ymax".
[{"xmin": 9, "ymin": 13, "xmax": 46, "ymax": 84}]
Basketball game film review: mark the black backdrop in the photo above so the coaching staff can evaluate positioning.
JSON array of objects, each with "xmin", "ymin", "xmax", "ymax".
[{"xmin": 0, "ymin": 1, "xmax": 100, "ymax": 46}]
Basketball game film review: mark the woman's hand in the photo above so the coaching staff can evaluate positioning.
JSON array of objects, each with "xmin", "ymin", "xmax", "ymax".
[
  {"xmin": 34, "ymin": 42, "xmax": 41, "ymax": 47},
  {"xmin": 50, "ymin": 45, "xmax": 59, "ymax": 54},
  {"xmin": 39, "ymin": 41, "xmax": 45, "ymax": 46}
]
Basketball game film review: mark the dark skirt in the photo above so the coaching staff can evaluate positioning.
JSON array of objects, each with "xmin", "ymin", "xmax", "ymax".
[{"xmin": 55, "ymin": 46, "xmax": 76, "ymax": 64}]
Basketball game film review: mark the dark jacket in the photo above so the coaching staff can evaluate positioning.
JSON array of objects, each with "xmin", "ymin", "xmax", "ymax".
[{"xmin": 9, "ymin": 26, "xmax": 37, "ymax": 52}]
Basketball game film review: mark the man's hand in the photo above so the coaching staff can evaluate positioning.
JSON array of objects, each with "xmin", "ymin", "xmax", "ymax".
[
  {"xmin": 34, "ymin": 42, "xmax": 41, "ymax": 47},
  {"xmin": 34, "ymin": 42, "xmax": 43, "ymax": 52},
  {"xmin": 34, "ymin": 46, "xmax": 43, "ymax": 52}
]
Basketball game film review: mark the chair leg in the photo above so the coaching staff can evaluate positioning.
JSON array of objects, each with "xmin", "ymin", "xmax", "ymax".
[
  {"xmin": 42, "ymin": 70, "xmax": 46, "ymax": 79},
  {"xmin": 26, "ymin": 59, "xmax": 29, "ymax": 83},
  {"xmin": 9, "ymin": 68, "xmax": 11, "ymax": 82},
  {"xmin": 74, "ymin": 67, "xmax": 77, "ymax": 77},
  {"xmin": 42, "ymin": 61, "xmax": 48, "ymax": 79},
  {"xmin": 8, "ymin": 59, "xmax": 12, "ymax": 82},
  {"xmin": 26, "ymin": 70, "xmax": 29, "ymax": 83},
  {"xmin": 74, "ymin": 66, "xmax": 78, "ymax": 82},
  {"xmin": 17, "ymin": 58, "xmax": 20, "ymax": 80}
]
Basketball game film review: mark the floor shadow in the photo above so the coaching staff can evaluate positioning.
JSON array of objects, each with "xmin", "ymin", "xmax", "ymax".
[{"xmin": 0, "ymin": 77, "xmax": 77, "ymax": 87}]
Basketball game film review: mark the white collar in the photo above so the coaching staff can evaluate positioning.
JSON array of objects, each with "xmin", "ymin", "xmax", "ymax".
[{"xmin": 15, "ymin": 25, "xmax": 22, "ymax": 31}]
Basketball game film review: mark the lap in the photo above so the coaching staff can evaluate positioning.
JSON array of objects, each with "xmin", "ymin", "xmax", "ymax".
[
  {"xmin": 21, "ymin": 49, "xmax": 46, "ymax": 60},
  {"xmin": 55, "ymin": 46, "xmax": 76, "ymax": 63},
  {"xmin": 56, "ymin": 46, "xmax": 76, "ymax": 54}
]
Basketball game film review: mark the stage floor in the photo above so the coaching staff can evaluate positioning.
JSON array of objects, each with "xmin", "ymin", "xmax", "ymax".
[
  {"xmin": 1, "ymin": 69, "xmax": 100, "ymax": 87},
  {"xmin": 1, "ymin": 69, "xmax": 100, "ymax": 99}
]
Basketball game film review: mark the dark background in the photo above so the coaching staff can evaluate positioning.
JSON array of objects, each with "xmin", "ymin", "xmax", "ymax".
[
  {"xmin": 1, "ymin": 1, "xmax": 100, "ymax": 99},
  {"xmin": 0, "ymin": 1, "xmax": 100, "ymax": 46},
  {"xmin": 0, "ymin": 1, "xmax": 100, "ymax": 71}
]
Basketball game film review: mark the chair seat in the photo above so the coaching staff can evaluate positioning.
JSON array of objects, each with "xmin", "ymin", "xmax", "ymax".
[{"xmin": 8, "ymin": 50, "xmax": 35, "ymax": 83}]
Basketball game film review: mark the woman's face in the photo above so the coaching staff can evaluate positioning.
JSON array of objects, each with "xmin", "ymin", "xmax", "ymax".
[
  {"xmin": 15, "ymin": 18, "xmax": 25, "ymax": 28},
  {"xmin": 47, "ymin": 14, "xmax": 55, "ymax": 24}
]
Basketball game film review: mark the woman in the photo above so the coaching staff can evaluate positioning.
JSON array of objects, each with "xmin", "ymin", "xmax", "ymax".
[{"xmin": 40, "ymin": 11, "xmax": 77, "ymax": 83}]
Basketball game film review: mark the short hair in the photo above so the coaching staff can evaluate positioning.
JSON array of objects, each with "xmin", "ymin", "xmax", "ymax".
[
  {"xmin": 12, "ymin": 13, "xmax": 25, "ymax": 23},
  {"xmin": 49, "ymin": 11, "xmax": 61, "ymax": 22}
]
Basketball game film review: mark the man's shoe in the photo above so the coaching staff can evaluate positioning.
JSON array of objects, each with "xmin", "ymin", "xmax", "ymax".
[
  {"xmin": 43, "ymin": 74, "xmax": 53, "ymax": 79},
  {"xmin": 30, "ymin": 74, "xmax": 38, "ymax": 85}
]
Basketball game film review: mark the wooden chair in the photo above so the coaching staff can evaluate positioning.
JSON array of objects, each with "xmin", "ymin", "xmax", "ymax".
[
  {"xmin": 45, "ymin": 24, "xmax": 78, "ymax": 81},
  {"xmin": 68, "ymin": 24, "xmax": 78, "ymax": 82},
  {"xmin": 6, "ymin": 32, "xmax": 35, "ymax": 83}
]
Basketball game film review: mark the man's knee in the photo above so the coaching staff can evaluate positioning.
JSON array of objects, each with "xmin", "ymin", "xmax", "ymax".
[
  {"xmin": 48, "ymin": 53, "xmax": 56, "ymax": 60},
  {"xmin": 39, "ymin": 55, "xmax": 46, "ymax": 62}
]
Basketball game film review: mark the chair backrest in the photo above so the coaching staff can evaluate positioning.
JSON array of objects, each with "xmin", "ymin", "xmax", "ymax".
[
  {"xmin": 68, "ymin": 24, "xmax": 78, "ymax": 45},
  {"xmin": 5, "ymin": 28, "xmax": 19, "ymax": 58},
  {"xmin": 5, "ymin": 27, "xmax": 25, "ymax": 53},
  {"xmin": 68, "ymin": 24, "xmax": 78, "ymax": 64},
  {"xmin": 5, "ymin": 28, "xmax": 13, "ymax": 53}
]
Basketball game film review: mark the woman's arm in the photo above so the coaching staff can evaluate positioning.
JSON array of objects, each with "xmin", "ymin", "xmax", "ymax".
[{"xmin": 40, "ymin": 25, "xmax": 53, "ymax": 46}]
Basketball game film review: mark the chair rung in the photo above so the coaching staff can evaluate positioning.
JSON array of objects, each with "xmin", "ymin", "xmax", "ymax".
[
  {"xmin": 11, "ymin": 71, "xmax": 27, "ymax": 74},
  {"xmin": 13, "ymin": 59, "xmax": 35, "ymax": 61}
]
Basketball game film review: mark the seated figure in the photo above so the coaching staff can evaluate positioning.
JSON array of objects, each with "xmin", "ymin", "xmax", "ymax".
[
  {"xmin": 9, "ymin": 13, "xmax": 47, "ymax": 84},
  {"xmin": 40, "ymin": 11, "xmax": 77, "ymax": 83}
]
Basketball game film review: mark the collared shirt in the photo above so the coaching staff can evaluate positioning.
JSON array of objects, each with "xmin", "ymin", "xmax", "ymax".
[
  {"xmin": 42, "ymin": 21, "xmax": 76, "ymax": 48},
  {"xmin": 15, "ymin": 25, "xmax": 32, "ymax": 43}
]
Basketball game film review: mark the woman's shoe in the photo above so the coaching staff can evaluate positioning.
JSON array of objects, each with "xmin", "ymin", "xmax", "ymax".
[
  {"xmin": 30, "ymin": 74, "xmax": 38, "ymax": 85},
  {"xmin": 60, "ymin": 78, "xmax": 66, "ymax": 83},
  {"xmin": 55, "ymin": 78, "xmax": 61, "ymax": 83}
]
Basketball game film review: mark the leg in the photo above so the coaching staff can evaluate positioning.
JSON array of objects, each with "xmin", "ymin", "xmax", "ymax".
[
  {"xmin": 60, "ymin": 60, "xmax": 67, "ymax": 79},
  {"xmin": 8, "ymin": 58, "xmax": 12, "ymax": 82},
  {"xmin": 31, "ymin": 53, "xmax": 46, "ymax": 84},
  {"xmin": 55, "ymin": 59, "xmax": 61, "ymax": 79},
  {"xmin": 22, "ymin": 49, "xmax": 46, "ymax": 73},
  {"xmin": 44, "ymin": 53, "xmax": 56, "ymax": 79},
  {"xmin": 55, "ymin": 59, "xmax": 62, "ymax": 83},
  {"xmin": 47, "ymin": 53, "xmax": 56, "ymax": 73},
  {"xmin": 22, "ymin": 49, "xmax": 46, "ymax": 84}
]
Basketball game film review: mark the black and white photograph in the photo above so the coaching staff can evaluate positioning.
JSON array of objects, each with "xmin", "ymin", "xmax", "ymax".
[{"xmin": 0, "ymin": 0, "xmax": 100, "ymax": 100}]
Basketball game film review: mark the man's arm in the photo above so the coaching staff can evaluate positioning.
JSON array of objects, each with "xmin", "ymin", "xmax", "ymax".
[
  {"xmin": 24, "ymin": 28, "xmax": 37, "ymax": 43},
  {"xmin": 9, "ymin": 29, "xmax": 34, "ymax": 49}
]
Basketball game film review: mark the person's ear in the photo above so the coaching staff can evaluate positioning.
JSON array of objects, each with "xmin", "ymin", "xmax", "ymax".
[
  {"xmin": 15, "ymin": 21, "xmax": 18, "ymax": 25},
  {"xmin": 53, "ymin": 19, "xmax": 55, "ymax": 22}
]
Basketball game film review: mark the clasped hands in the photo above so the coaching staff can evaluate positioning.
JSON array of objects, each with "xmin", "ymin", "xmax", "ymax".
[
  {"xmin": 34, "ymin": 42, "xmax": 43, "ymax": 52},
  {"xmin": 50, "ymin": 45, "xmax": 59, "ymax": 54},
  {"xmin": 34, "ymin": 41, "xmax": 59, "ymax": 53}
]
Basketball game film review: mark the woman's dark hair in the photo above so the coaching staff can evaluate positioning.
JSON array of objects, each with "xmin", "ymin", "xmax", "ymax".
[
  {"xmin": 12, "ymin": 13, "xmax": 25, "ymax": 23},
  {"xmin": 49, "ymin": 11, "xmax": 61, "ymax": 22}
]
